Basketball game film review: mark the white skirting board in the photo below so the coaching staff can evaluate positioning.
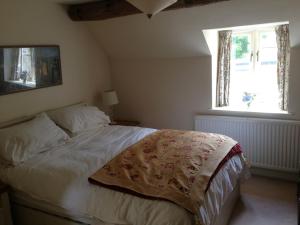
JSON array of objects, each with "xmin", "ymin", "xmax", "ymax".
[{"xmin": 250, "ymin": 167, "xmax": 298, "ymax": 181}]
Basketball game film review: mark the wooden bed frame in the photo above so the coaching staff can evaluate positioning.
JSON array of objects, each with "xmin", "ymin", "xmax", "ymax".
[{"xmin": 10, "ymin": 184, "xmax": 240, "ymax": 225}]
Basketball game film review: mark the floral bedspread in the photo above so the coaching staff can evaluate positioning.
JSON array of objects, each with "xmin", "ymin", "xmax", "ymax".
[{"xmin": 89, "ymin": 129, "xmax": 240, "ymax": 215}]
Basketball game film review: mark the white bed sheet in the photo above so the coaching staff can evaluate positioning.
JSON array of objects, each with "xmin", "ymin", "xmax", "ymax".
[{"xmin": 0, "ymin": 125, "xmax": 247, "ymax": 225}]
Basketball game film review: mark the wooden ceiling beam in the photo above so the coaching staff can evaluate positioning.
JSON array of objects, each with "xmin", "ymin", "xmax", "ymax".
[{"xmin": 68, "ymin": 0, "xmax": 229, "ymax": 21}]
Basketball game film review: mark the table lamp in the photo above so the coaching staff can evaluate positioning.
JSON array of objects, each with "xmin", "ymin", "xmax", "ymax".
[{"xmin": 102, "ymin": 90, "xmax": 119, "ymax": 120}]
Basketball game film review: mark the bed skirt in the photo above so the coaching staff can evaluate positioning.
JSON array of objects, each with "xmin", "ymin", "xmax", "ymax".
[{"xmin": 10, "ymin": 183, "xmax": 240, "ymax": 225}]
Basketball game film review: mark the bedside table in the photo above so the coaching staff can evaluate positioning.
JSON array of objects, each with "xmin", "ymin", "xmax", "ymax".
[
  {"xmin": 0, "ymin": 183, "xmax": 13, "ymax": 225},
  {"xmin": 110, "ymin": 120, "xmax": 141, "ymax": 127}
]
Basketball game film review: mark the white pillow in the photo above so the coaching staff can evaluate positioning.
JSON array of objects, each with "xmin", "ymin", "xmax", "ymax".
[
  {"xmin": 47, "ymin": 105, "xmax": 111, "ymax": 133},
  {"xmin": 0, "ymin": 113, "xmax": 69, "ymax": 165}
]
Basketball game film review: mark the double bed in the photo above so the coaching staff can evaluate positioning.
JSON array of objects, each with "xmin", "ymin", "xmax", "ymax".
[{"xmin": 0, "ymin": 105, "xmax": 248, "ymax": 225}]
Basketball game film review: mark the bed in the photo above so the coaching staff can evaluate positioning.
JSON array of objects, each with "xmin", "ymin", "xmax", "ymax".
[{"xmin": 0, "ymin": 105, "xmax": 249, "ymax": 225}]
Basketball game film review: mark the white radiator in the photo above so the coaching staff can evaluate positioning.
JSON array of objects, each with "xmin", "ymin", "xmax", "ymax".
[{"xmin": 195, "ymin": 115, "xmax": 300, "ymax": 172}]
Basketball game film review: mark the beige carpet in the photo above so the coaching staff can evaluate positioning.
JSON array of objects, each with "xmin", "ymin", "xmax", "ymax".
[{"xmin": 229, "ymin": 176, "xmax": 297, "ymax": 225}]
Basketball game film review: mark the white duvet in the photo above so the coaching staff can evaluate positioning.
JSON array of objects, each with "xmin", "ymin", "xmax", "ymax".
[{"xmin": 0, "ymin": 126, "xmax": 247, "ymax": 225}]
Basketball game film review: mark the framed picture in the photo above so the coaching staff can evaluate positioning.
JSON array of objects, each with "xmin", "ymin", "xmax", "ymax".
[{"xmin": 0, "ymin": 45, "xmax": 62, "ymax": 95}]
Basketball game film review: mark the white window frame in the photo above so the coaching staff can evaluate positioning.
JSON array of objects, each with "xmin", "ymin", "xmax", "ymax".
[
  {"xmin": 204, "ymin": 22, "xmax": 290, "ymax": 115},
  {"xmin": 218, "ymin": 26, "xmax": 284, "ymax": 113},
  {"xmin": 231, "ymin": 26, "xmax": 277, "ymax": 73}
]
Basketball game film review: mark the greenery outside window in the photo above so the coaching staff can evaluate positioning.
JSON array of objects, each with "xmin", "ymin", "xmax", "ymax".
[{"xmin": 229, "ymin": 27, "xmax": 280, "ymax": 112}]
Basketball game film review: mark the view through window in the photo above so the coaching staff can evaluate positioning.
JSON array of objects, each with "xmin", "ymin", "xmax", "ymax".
[
  {"xmin": 229, "ymin": 27, "xmax": 280, "ymax": 112},
  {"xmin": 18, "ymin": 48, "xmax": 36, "ymax": 86}
]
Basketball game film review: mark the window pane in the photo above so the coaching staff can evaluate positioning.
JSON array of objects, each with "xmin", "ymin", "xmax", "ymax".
[
  {"xmin": 231, "ymin": 33, "xmax": 252, "ymax": 72},
  {"xmin": 230, "ymin": 33, "xmax": 253, "ymax": 110},
  {"xmin": 259, "ymin": 31, "xmax": 277, "ymax": 67},
  {"xmin": 17, "ymin": 48, "xmax": 36, "ymax": 87},
  {"xmin": 229, "ymin": 29, "xmax": 280, "ymax": 112},
  {"xmin": 254, "ymin": 30, "xmax": 279, "ymax": 112}
]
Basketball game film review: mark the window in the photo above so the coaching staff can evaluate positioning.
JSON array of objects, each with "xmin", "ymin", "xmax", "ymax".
[
  {"xmin": 5, "ymin": 48, "xmax": 37, "ymax": 87},
  {"xmin": 210, "ymin": 23, "xmax": 290, "ymax": 113},
  {"xmin": 17, "ymin": 48, "xmax": 36, "ymax": 86},
  {"xmin": 230, "ymin": 28, "xmax": 279, "ymax": 112}
]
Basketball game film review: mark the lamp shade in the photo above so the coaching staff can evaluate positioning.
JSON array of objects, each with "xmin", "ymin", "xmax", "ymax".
[
  {"xmin": 126, "ymin": 0, "xmax": 177, "ymax": 17},
  {"xmin": 102, "ymin": 90, "xmax": 119, "ymax": 106}
]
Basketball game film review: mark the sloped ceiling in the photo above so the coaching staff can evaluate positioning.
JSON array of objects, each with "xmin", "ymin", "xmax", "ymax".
[{"xmin": 85, "ymin": 0, "xmax": 300, "ymax": 59}]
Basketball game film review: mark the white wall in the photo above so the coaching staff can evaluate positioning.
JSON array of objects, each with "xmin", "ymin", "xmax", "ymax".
[
  {"xmin": 0, "ymin": 0, "xmax": 111, "ymax": 123},
  {"xmin": 88, "ymin": 0, "xmax": 300, "ymax": 59},
  {"xmin": 112, "ymin": 57, "xmax": 211, "ymax": 130},
  {"xmin": 106, "ymin": 0, "xmax": 300, "ymax": 130},
  {"xmin": 112, "ymin": 47, "xmax": 300, "ymax": 130}
]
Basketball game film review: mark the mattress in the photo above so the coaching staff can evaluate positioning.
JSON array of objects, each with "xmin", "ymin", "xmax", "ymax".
[{"xmin": 0, "ymin": 125, "xmax": 248, "ymax": 225}]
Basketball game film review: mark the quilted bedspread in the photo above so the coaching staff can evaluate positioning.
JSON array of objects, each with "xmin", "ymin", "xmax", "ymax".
[{"xmin": 89, "ymin": 129, "xmax": 241, "ymax": 216}]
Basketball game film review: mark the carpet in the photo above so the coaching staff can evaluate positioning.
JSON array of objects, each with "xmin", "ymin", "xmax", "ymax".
[{"xmin": 229, "ymin": 176, "xmax": 297, "ymax": 225}]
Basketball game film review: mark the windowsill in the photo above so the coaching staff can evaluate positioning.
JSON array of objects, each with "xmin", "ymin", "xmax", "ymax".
[{"xmin": 210, "ymin": 107, "xmax": 292, "ymax": 116}]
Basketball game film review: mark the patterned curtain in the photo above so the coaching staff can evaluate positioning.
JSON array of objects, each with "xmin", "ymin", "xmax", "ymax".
[
  {"xmin": 216, "ymin": 30, "xmax": 232, "ymax": 107},
  {"xmin": 28, "ymin": 48, "xmax": 36, "ymax": 82},
  {"xmin": 9, "ymin": 49, "xmax": 21, "ymax": 80},
  {"xmin": 275, "ymin": 24, "xmax": 290, "ymax": 111}
]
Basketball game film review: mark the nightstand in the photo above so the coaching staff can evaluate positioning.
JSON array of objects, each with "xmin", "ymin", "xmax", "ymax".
[
  {"xmin": 110, "ymin": 120, "xmax": 141, "ymax": 127},
  {"xmin": 0, "ymin": 183, "xmax": 13, "ymax": 225}
]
